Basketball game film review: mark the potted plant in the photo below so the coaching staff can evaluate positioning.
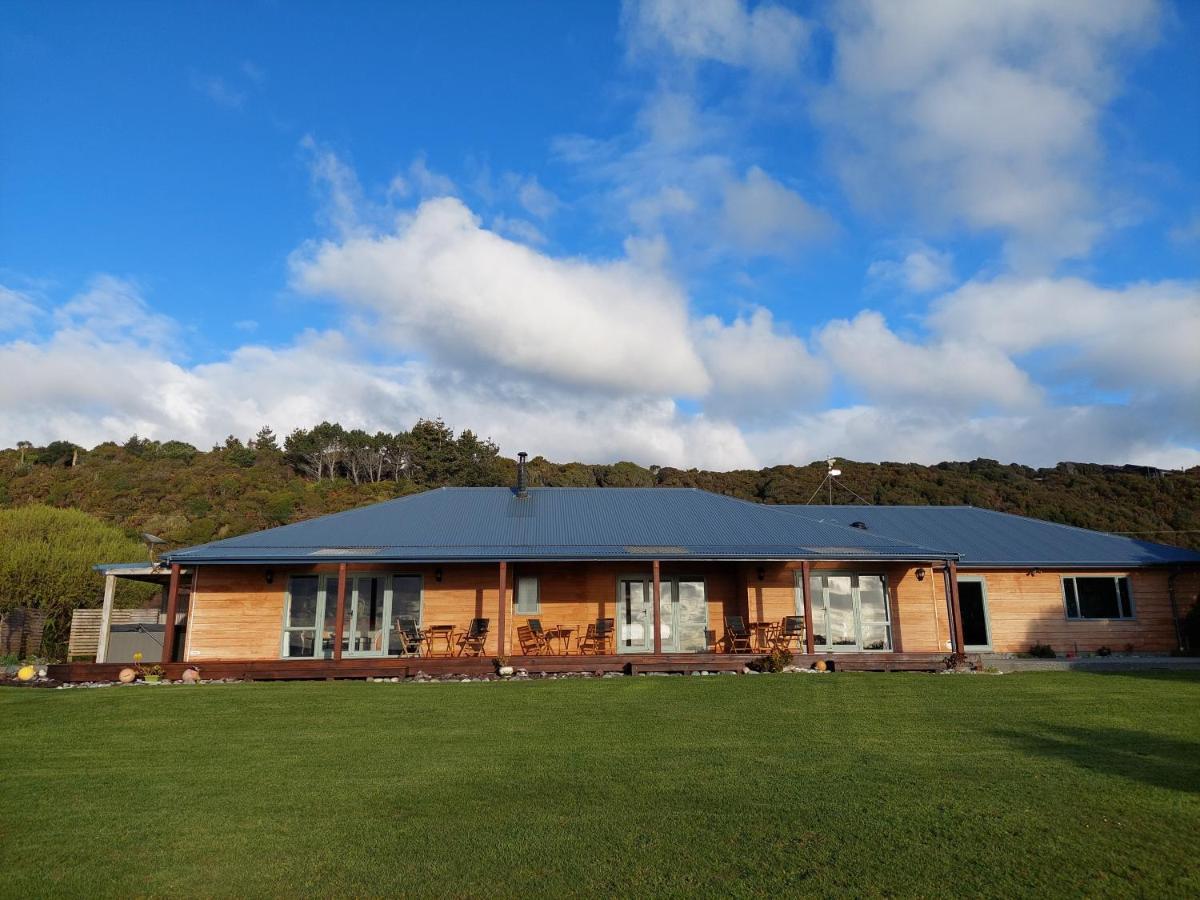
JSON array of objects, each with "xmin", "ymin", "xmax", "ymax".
[
  {"xmin": 494, "ymin": 656, "xmax": 514, "ymax": 677},
  {"xmin": 133, "ymin": 652, "xmax": 165, "ymax": 683}
]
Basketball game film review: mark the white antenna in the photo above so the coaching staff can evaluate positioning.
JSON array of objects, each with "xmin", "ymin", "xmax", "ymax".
[{"xmin": 806, "ymin": 457, "xmax": 869, "ymax": 506}]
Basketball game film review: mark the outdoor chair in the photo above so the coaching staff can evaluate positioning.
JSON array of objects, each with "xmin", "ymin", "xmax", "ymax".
[
  {"xmin": 517, "ymin": 624, "xmax": 546, "ymax": 655},
  {"xmin": 527, "ymin": 619, "xmax": 551, "ymax": 654},
  {"xmin": 457, "ymin": 618, "xmax": 490, "ymax": 657},
  {"xmin": 394, "ymin": 618, "xmax": 425, "ymax": 657},
  {"xmin": 578, "ymin": 618, "xmax": 613, "ymax": 654},
  {"xmin": 703, "ymin": 629, "xmax": 718, "ymax": 652},
  {"xmin": 724, "ymin": 616, "xmax": 753, "ymax": 654},
  {"xmin": 773, "ymin": 616, "xmax": 805, "ymax": 653}
]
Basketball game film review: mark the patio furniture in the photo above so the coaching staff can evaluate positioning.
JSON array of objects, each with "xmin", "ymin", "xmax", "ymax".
[
  {"xmin": 542, "ymin": 624, "xmax": 575, "ymax": 655},
  {"xmin": 517, "ymin": 624, "xmax": 549, "ymax": 655},
  {"xmin": 577, "ymin": 618, "xmax": 613, "ymax": 655},
  {"xmin": 393, "ymin": 618, "xmax": 425, "ymax": 657},
  {"xmin": 748, "ymin": 620, "xmax": 774, "ymax": 652},
  {"xmin": 724, "ymin": 616, "xmax": 753, "ymax": 654},
  {"xmin": 456, "ymin": 618, "xmax": 490, "ymax": 657},
  {"xmin": 773, "ymin": 616, "xmax": 806, "ymax": 653},
  {"xmin": 424, "ymin": 624, "xmax": 456, "ymax": 656},
  {"xmin": 703, "ymin": 629, "xmax": 717, "ymax": 652}
]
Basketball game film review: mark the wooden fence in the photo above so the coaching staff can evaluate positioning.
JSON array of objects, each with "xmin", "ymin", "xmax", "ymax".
[{"xmin": 0, "ymin": 608, "xmax": 50, "ymax": 659}]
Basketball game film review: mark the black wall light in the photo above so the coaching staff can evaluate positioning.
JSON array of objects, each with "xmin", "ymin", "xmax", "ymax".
[
  {"xmin": 265, "ymin": 569, "xmax": 274, "ymax": 585},
  {"xmin": 756, "ymin": 566, "xmax": 766, "ymax": 581},
  {"xmin": 916, "ymin": 567, "xmax": 926, "ymax": 582},
  {"xmin": 435, "ymin": 567, "xmax": 444, "ymax": 583}
]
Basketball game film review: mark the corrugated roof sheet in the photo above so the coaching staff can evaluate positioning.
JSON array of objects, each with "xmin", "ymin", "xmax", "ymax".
[
  {"xmin": 785, "ymin": 505, "xmax": 1200, "ymax": 567},
  {"xmin": 164, "ymin": 487, "xmax": 953, "ymax": 564}
]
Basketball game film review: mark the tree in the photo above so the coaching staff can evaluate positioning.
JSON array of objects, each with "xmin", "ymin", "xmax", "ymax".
[
  {"xmin": 16, "ymin": 440, "xmax": 32, "ymax": 465},
  {"xmin": 35, "ymin": 440, "xmax": 82, "ymax": 467},
  {"xmin": 252, "ymin": 425, "xmax": 279, "ymax": 452}
]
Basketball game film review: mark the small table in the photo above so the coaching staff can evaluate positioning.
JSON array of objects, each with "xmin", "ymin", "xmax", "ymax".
[
  {"xmin": 424, "ymin": 624, "xmax": 456, "ymax": 657},
  {"xmin": 748, "ymin": 621, "xmax": 775, "ymax": 652},
  {"xmin": 543, "ymin": 625, "xmax": 575, "ymax": 655}
]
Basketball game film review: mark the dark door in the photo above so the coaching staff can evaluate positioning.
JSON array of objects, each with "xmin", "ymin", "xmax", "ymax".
[{"xmin": 958, "ymin": 580, "xmax": 990, "ymax": 648}]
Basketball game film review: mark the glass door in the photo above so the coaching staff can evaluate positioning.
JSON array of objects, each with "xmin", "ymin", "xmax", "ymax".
[
  {"xmin": 616, "ymin": 577, "xmax": 653, "ymax": 653},
  {"xmin": 345, "ymin": 575, "xmax": 390, "ymax": 657},
  {"xmin": 803, "ymin": 573, "xmax": 893, "ymax": 652},
  {"xmin": 659, "ymin": 578, "xmax": 709, "ymax": 652}
]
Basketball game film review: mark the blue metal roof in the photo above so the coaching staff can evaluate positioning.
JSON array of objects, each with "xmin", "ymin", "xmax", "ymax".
[
  {"xmin": 163, "ymin": 487, "xmax": 954, "ymax": 564},
  {"xmin": 785, "ymin": 505, "xmax": 1200, "ymax": 568}
]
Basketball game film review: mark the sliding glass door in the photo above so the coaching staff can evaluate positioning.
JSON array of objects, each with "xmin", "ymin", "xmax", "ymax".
[
  {"xmin": 617, "ymin": 575, "xmax": 709, "ymax": 653},
  {"xmin": 800, "ymin": 572, "xmax": 893, "ymax": 651},
  {"xmin": 283, "ymin": 572, "xmax": 422, "ymax": 658}
]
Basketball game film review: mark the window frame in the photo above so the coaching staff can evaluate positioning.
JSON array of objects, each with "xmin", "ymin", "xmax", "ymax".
[
  {"xmin": 1061, "ymin": 575, "xmax": 1135, "ymax": 621},
  {"xmin": 281, "ymin": 573, "xmax": 336, "ymax": 659},
  {"xmin": 795, "ymin": 570, "xmax": 893, "ymax": 652},
  {"xmin": 515, "ymin": 574, "xmax": 540, "ymax": 615}
]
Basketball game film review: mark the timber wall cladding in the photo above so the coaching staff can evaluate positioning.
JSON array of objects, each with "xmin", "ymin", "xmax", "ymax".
[{"xmin": 967, "ymin": 568, "xmax": 1195, "ymax": 654}]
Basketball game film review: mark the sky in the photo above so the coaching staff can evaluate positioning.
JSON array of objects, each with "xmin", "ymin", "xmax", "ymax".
[{"xmin": 1, "ymin": 0, "xmax": 1198, "ymax": 470}]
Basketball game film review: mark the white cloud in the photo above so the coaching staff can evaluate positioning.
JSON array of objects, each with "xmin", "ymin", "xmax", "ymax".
[
  {"xmin": 489, "ymin": 215, "xmax": 548, "ymax": 246},
  {"xmin": 930, "ymin": 276, "xmax": 1200, "ymax": 393},
  {"xmin": 622, "ymin": 0, "xmax": 811, "ymax": 73},
  {"xmin": 818, "ymin": 310, "xmax": 1041, "ymax": 411},
  {"xmin": 292, "ymin": 196, "xmax": 713, "ymax": 396},
  {"xmin": 720, "ymin": 166, "xmax": 834, "ymax": 256},
  {"xmin": 867, "ymin": 243, "xmax": 955, "ymax": 293},
  {"xmin": 818, "ymin": 0, "xmax": 1160, "ymax": 264},
  {"xmin": 189, "ymin": 72, "xmax": 247, "ymax": 109},
  {"xmin": 696, "ymin": 306, "xmax": 828, "ymax": 415},
  {"xmin": 0, "ymin": 285, "xmax": 41, "ymax": 333}
]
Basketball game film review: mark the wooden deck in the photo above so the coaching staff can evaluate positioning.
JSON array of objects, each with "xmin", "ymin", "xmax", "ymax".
[{"xmin": 48, "ymin": 652, "xmax": 961, "ymax": 682}]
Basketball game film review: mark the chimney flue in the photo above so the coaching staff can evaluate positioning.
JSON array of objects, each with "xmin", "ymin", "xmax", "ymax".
[{"xmin": 515, "ymin": 451, "xmax": 529, "ymax": 498}]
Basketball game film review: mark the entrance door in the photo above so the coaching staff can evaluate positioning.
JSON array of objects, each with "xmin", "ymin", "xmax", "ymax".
[
  {"xmin": 616, "ymin": 577, "xmax": 653, "ymax": 653},
  {"xmin": 957, "ymin": 578, "xmax": 991, "ymax": 650},
  {"xmin": 345, "ymin": 575, "xmax": 389, "ymax": 656}
]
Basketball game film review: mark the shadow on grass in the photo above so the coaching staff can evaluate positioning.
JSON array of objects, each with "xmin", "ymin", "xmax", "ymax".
[{"xmin": 991, "ymin": 724, "xmax": 1200, "ymax": 793}]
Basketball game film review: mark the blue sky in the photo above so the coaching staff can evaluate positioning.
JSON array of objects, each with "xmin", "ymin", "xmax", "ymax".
[{"xmin": 1, "ymin": 1, "xmax": 1198, "ymax": 469}]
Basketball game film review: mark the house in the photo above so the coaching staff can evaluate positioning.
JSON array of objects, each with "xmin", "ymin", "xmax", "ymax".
[{"xmin": 60, "ymin": 456, "xmax": 1200, "ymax": 680}]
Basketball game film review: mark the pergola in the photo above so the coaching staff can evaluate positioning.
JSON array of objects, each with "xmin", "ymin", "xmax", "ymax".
[{"xmin": 93, "ymin": 562, "xmax": 192, "ymax": 663}]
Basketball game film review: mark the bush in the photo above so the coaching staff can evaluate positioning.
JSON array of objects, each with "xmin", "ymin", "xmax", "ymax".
[
  {"xmin": 1096, "ymin": 646, "xmax": 1112, "ymax": 657},
  {"xmin": 1029, "ymin": 642, "xmax": 1056, "ymax": 659},
  {"xmin": 748, "ymin": 649, "xmax": 792, "ymax": 673}
]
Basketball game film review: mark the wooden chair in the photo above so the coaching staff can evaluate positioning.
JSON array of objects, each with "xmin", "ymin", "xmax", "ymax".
[
  {"xmin": 394, "ymin": 618, "xmax": 425, "ymax": 657},
  {"xmin": 773, "ymin": 616, "xmax": 805, "ymax": 653},
  {"xmin": 578, "ymin": 618, "xmax": 613, "ymax": 655},
  {"xmin": 516, "ymin": 624, "xmax": 546, "ymax": 655},
  {"xmin": 724, "ymin": 616, "xmax": 753, "ymax": 654},
  {"xmin": 703, "ymin": 629, "xmax": 718, "ymax": 652},
  {"xmin": 456, "ymin": 618, "xmax": 489, "ymax": 657}
]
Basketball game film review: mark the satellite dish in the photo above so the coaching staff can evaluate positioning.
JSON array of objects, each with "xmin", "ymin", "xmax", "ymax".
[{"xmin": 141, "ymin": 533, "xmax": 167, "ymax": 546}]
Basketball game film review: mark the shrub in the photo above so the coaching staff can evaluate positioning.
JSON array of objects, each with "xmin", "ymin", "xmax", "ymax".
[
  {"xmin": 748, "ymin": 649, "xmax": 792, "ymax": 673},
  {"xmin": 1029, "ymin": 642, "xmax": 1056, "ymax": 659},
  {"xmin": 1096, "ymin": 646, "xmax": 1112, "ymax": 657}
]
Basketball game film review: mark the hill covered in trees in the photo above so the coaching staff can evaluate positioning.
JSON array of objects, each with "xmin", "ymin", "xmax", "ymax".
[{"xmin": 3, "ymin": 418, "xmax": 1199, "ymax": 554}]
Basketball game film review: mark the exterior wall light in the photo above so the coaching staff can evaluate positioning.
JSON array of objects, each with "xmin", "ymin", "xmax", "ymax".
[
  {"xmin": 435, "ymin": 567, "xmax": 443, "ymax": 583},
  {"xmin": 916, "ymin": 567, "xmax": 926, "ymax": 582},
  {"xmin": 264, "ymin": 569, "xmax": 274, "ymax": 584},
  {"xmin": 756, "ymin": 566, "xmax": 766, "ymax": 581}
]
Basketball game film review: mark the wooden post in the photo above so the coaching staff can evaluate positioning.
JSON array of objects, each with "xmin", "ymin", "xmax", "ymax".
[
  {"xmin": 161, "ymin": 563, "xmax": 181, "ymax": 664},
  {"xmin": 800, "ymin": 561, "xmax": 815, "ymax": 655},
  {"xmin": 96, "ymin": 573, "xmax": 116, "ymax": 663},
  {"xmin": 945, "ymin": 561, "xmax": 965, "ymax": 654},
  {"xmin": 652, "ymin": 560, "xmax": 662, "ymax": 655},
  {"xmin": 498, "ymin": 561, "xmax": 508, "ymax": 656},
  {"xmin": 333, "ymin": 563, "xmax": 348, "ymax": 660}
]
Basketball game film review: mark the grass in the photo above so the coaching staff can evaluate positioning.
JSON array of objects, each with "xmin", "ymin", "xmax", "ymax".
[{"xmin": 2, "ymin": 672, "xmax": 1199, "ymax": 899}]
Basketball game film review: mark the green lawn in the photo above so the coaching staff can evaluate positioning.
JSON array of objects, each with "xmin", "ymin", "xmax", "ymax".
[{"xmin": 3, "ymin": 673, "xmax": 1199, "ymax": 898}]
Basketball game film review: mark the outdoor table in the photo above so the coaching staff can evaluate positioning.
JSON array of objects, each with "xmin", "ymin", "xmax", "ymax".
[
  {"xmin": 544, "ymin": 625, "xmax": 575, "ymax": 655},
  {"xmin": 748, "ymin": 621, "xmax": 774, "ymax": 652},
  {"xmin": 424, "ymin": 624, "xmax": 456, "ymax": 656}
]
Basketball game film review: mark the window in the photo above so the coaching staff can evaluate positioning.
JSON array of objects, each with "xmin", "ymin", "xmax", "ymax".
[
  {"xmin": 516, "ymin": 575, "xmax": 539, "ymax": 614},
  {"xmin": 1063, "ymin": 576, "xmax": 1134, "ymax": 620},
  {"xmin": 283, "ymin": 575, "xmax": 320, "ymax": 658}
]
